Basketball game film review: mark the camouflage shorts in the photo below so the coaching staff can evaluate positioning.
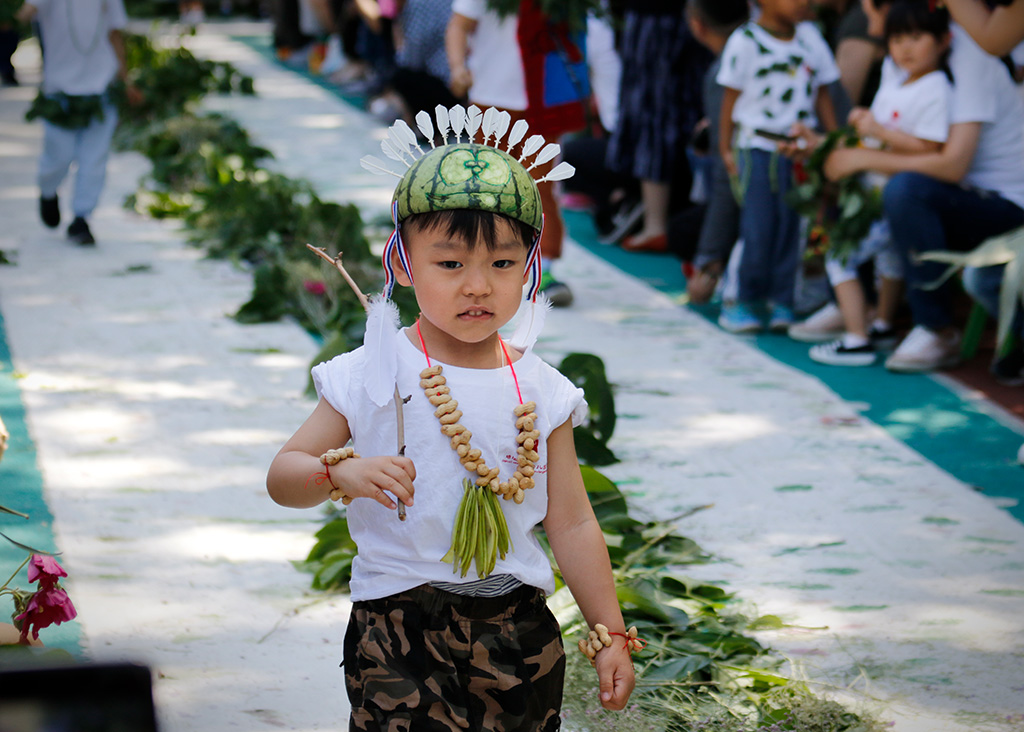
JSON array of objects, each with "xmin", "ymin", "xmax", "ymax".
[{"xmin": 343, "ymin": 584, "xmax": 565, "ymax": 732}]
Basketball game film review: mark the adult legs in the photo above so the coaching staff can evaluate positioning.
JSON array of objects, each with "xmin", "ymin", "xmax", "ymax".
[
  {"xmin": 883, "ymin": 172, "xmax": 1024, "ymax": 332},
  {"xmin": 38, "ymin": 121, "xmax": 78, "ymax": 200}
]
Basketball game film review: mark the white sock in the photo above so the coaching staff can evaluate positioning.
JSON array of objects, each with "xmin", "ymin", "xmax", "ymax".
[
  {"xmin": 872, "ymin": 319, "xmax": 891, "ymax": 332},
  {"xmin": 842, "ymin": 333, "xmax": 870, "ymax": 349}
]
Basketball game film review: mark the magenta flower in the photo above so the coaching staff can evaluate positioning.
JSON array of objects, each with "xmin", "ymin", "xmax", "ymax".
[
  {"xmin": 303, "ymin": 280, "xmax": 327, "ymax": 295},
  {"xmin": 15, "ymin": 585, "xmax": 77, "ymax": 641},
  {"xmin": 26, "ymin": 554, "xmax": 68, "ymax": 586}
]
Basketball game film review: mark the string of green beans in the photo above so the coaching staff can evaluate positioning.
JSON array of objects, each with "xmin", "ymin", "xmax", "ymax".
[{"xmin": 441, "ymin": 478, "xmax": 512, "ymax": 578}]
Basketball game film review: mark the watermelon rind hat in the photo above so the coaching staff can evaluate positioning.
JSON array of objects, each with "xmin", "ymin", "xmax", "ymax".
[{"xmin": 359, "ymin": 104, "xmax": 576, "ymax": 302}]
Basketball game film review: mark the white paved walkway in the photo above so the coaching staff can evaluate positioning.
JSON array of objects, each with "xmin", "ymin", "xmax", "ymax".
[{"xmin": 1, "ymin": 22, "xmax": 1022, "ymax": 732}]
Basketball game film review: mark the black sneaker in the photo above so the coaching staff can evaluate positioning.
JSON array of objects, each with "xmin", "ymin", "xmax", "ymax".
[
  {"xmin": 869, "ymin": 324, "xmax": 900, "ymax": 351},
  {"xmin": 991, "ymin": 347, "xmax": 1024, "ymax": 386},
  {"xmin": 67, "ymin": 217, "xmax": 96, "ymax": 246},
  {"xmin": 40, "ymin": 195, "xmax": 60, "ymax": 228},
  {"xmin": 809, "ymin": 339, "xmax": 877, "ymax": 366}
]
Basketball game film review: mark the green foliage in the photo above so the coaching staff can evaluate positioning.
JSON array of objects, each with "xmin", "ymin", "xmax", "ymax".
[
  {"xmin": 0, "ymin": 0, "xmax": 24, "ymax": 25},
  {"xmin": 25, "ymin": 91, "xmax": 110, "ymax": 130},
  {"xmin": 557, "ymin": 353, "xmax": 618, "ymax": 465},
  {"xmin": 117, "ymin": 32, "xmax": 254, "ymax": 141},
  {"xmin": 785, "ymin": 127, "xmax": 883, "ymax": 263}
]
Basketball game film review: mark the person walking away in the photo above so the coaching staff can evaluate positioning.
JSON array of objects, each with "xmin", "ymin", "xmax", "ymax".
[{"xmin": 17, "ymin": 0, "xmax": 140, "ymax": 246}]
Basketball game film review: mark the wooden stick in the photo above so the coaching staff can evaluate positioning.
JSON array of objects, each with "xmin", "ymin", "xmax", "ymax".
[{"xmin": 305, "ymin": 243, "xmax": 408, "ymax": 520}]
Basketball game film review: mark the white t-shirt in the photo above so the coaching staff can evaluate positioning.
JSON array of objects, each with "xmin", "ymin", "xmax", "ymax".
[
  {"xmin": 870, "ymin": 59, "xmax": 951, "ymax": 144},
  {"xmin": 452, "ymin": 0, "xmax": 528, "ymax": 110},
  {"xmin": 30, "ymin": 0, "xmax": 128, "ymax": 96},
  {"xmin": 717, "ymin": 21, "xmax": 840, "ymax": 151},
  {"xmin": 863, "ymin": 59, "xmax": 951, "ymax": 190},
  {"xmin": 948, "ymin": 24, "xmax": 1024, "ymax": 208},
  {"xmin": 312, "ymin": 334, "xmax": 587, "ymax": 602}
]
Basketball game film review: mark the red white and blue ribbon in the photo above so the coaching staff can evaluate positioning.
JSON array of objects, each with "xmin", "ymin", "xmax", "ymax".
[{"xmin": 382, "ymin": 201, "xmax": 414, "ymax": 299}]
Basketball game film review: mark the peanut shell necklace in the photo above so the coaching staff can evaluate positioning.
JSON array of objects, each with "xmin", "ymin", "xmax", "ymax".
[{"xmin": 415, "ymin": 320, "xmax": 540, "ymax": 578}]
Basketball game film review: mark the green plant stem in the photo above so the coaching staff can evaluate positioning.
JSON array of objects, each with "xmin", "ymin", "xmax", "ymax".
[{"xmin": 0, "ymin": 555, "xmax": 30, "ymax": 592}]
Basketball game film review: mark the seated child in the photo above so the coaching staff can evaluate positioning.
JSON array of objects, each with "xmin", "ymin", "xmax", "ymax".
[
  {"xmin": 806, "ymin": 0, "xmax": 953, "ymax": 367},
  {"xmin": 267, "ymin": 105, "xmax": 635, "ymax": 730}
]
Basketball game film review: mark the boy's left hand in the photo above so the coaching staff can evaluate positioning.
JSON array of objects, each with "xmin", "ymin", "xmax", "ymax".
[{"xmin": 595, "ymin": 644, "xmax": 635, "ymax": 710}]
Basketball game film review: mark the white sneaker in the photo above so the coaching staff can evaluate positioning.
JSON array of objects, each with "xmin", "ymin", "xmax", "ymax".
[
  {"xmin": 884, "ymin": 326, "xmax": 961, "ymax": 373},
  {"xmin": 787, "ymin": 302, "xmax": 845, "ymax": 343}
]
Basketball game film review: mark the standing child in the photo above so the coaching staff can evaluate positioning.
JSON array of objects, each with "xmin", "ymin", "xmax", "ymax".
[
  {"xmin": 717, "ymin": 0, "xmax": 840, "ymax": 333},
  {"xmin": 806, "ymin": 0, "xmax": 952, "ymax": 366},
  {"xmin": 267, "ymin": 107, "xmax": 635, "ymax": 730}
]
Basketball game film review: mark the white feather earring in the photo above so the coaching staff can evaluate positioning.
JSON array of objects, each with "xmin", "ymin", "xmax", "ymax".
[
  {"xmin": 508, "ymin": 293, "xmax": 553, "ymax": 352},
  {"xmin": 363, "ymin": 295, "xmax": 402, "ymax": 407},
  {"xmin": 416, "ymin": 110, "xmax": 436, "ymax": 148},
  {"xmin": 435, "ymin": 104, "xmax": 451, "ymax": 145}
]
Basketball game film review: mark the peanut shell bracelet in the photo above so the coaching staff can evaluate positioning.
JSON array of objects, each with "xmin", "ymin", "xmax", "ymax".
[
  {"xmin": 321, "ymin": 446, "xmax": 359, "ymax": 504},
  {"xmin": 577, "ymin": 624, "xmax": 645, "ymax": 665}
]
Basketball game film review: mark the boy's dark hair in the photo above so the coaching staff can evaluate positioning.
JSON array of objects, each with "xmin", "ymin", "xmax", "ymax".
[
  {"xmin": 884, "ymin": 0, "xmax": 950, "ymax": 42},
  {"xmin": 687, "ymin": 0, "xmax": 749, "ymax": 35},
  {"xmin": 402, "ymin": 209, "xmax": 537, "ymax": 250}
]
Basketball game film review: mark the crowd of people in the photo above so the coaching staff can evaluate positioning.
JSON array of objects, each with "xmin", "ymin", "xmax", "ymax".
[{"xmin": 265, "ymin": 0, "xmax": 1024, "ymax": 385}]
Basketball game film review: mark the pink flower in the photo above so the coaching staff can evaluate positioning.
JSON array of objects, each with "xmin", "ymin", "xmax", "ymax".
[
  {"xmin": 303, "ymin": 280, "xmax": 327, "ymax": 295},
  {"xmin": 26, "ymin": 554, "xmax": 68, "ymax": 586},
  {"xmin": 15, "ymin": 585, "xmax": 77, "ymax": 641}
]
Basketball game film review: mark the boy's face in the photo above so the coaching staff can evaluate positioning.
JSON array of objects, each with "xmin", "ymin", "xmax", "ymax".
[{"xmin": 395, "ymin": 217, "xmax": 530, "ymax": 356}]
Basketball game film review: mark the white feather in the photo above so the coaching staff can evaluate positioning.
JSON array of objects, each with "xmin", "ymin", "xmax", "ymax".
[
  {"xmin": 536, "ymin": 161, "xmax": 576, "ymax": 183},
  {"xmin": 416, "ymin": 110, "xmax": 436, "ymax": 147},
  {"xmin": 518, "ymin": 134, "xmax": 546, "ymax": 162},
  {"xmin": 360, "ymin": 155, "xmax": 404, "ymax": 178},
  {"xmin": 492, "ymin": 111, "xmax": 512, "ymax": 148},
  {"xmin": 381, "ymin": 138, "xmax": 410, "ymax": 165},
  {"xmin": 481, "ymin": 107, "xmax": 498, "ymax": 145},
  {"xmin": 363, "ymin": 295, "xmax": 402, "ymax": 407},
  {"xmin": 527, "ymin": 143, "xmax": 561, "ymax": 171},
  {"xmin": 387, "ymin": 126, "xmax": 415, "ymax": 159},
  {"xmin": 506, "ymin": 119, "xmax": 529, "ymax": 153},
  {"xmin": 392, "ymin": 119, "xmax": 421, "ymax": 155},
  {"xmin": 435, "ymin": 104, "xmax": 450, "ymax": 145},
  {"xmin": 465, "ymin": 105, "xmax": 483, "ymax": 142},
  {"xmin": 507, "ymin": 293, "xmax": 553, "ymax": 352},
  {"xmin": 449, "ymin": 104, "xmax": 466, "ymax": 143}
]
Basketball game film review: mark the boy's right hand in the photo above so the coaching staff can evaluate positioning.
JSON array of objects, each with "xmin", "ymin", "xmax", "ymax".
[
  {"xmin": 332, "ymin": 456, "xmax": 416, "ymax": 511},
  {"xmin": 595, "ymin": 643, "xmax": 635, "ymax": 711}
]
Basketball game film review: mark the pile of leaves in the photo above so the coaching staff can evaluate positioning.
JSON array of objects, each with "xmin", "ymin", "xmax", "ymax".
[
  {"xmin": 785, "ymin": 127, "xmax": 883, "ymax": 264},
  {"xmin": 115, "ymin": 32, "xmax": 416, "ymax": 360}
]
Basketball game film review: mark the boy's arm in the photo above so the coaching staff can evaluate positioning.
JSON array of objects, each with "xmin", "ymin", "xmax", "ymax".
[
  {"xmin": 446, "ymin": 12, "xmax": 476, "ymax": 98},
  {"xmin": 542, "ymin": 420, "xmax": 635, "ymax": 711},
  {"xmin": 266, "ymin": 397, "xmax": 416, "ymax": 510},
  {"xmin": 814, "ymin": 85, "xmax": 838, "ymax": 133},
  {"xmin": 718, "ymin": 87, "xmax": 740, "ymax": 176}
]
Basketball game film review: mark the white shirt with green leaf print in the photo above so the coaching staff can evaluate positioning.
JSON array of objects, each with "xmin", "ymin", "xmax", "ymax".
[{"xmin": 717, "ymin": 21, "xmax": 839, "ymax": 152}]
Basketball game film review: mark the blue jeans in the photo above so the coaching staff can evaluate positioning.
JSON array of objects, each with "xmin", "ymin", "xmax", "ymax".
[
  {"xmin": 38, "ymin": 101, "xmax": 119, "ymax": 219},
  {"xmin": 736, "ymin": 149, "xmax": 801, "ymax": 307},
  {"xmin": 883, "ymin": 172, "xmax": 1024, "ymax": 330}
]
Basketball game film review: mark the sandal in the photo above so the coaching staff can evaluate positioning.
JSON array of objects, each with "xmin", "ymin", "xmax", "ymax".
[{"xmin": 621, "ymin": 232, "xmax": 668, "ymax": 252}]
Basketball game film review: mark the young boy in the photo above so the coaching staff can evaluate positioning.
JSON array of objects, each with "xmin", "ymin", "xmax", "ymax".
[
  {"xmin": 717, "ymin": 0, "xmax": 840, "ymax": 333},
  {"xmin": 267, "ymin": 109, "xmax": 635, "ymax": 730}
]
